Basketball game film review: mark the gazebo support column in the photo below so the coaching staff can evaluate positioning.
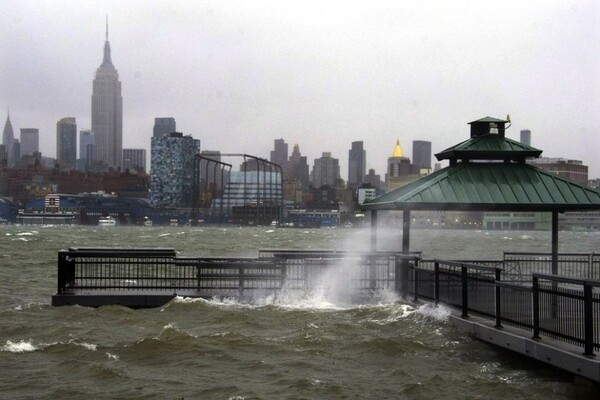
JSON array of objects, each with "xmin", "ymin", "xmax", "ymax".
[
  {"xmin": 370, "ymin": 210, "xmax": 378, "ymax": 252},
  {"xmin": 400, "ymin": 209, "xmax": 410, "ymax": 298}
]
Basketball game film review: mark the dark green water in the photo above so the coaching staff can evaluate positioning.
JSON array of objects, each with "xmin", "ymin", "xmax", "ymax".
[{"xmin": 1, "ymin": 225, "xmax": 598, "ymax": 399}]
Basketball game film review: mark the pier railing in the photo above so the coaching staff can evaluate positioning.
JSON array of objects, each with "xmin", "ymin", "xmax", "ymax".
[
  {"xmin": 56, "ymin": 247, "xmax": 420, "ymax": 299},
  {"xmin": 503, "ymin": 252, "xmax": 600, "ymax": 281},
  {"xmin": 259, "ymin": 249, "xmax": 420, "ymax": 295},
  {"xmin": 409, "ymin": 259, "xmax": 600, "ymax": 356},
  {"xmin": 56, "ymin": 248, "xmax": 286, "ymax": 297}
]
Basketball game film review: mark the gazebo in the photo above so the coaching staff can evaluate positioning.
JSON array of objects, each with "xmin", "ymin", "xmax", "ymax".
[{"xmin": 361, "ymin": 116, "xmax": 600, "ymax": 276}]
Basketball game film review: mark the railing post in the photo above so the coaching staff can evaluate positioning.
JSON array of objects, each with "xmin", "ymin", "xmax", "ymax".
[
  {"xmin": 495, "ymin": 267, "xmax": 502, "ymax": 329},
  {"xmin": 461, "ymin": 265, "xmax": 468, "ymax": 318},
  {"xmin": 395, "ymin": 255, "xmax": 402, "ymax": 295},
  {"xmin": 413, "ymin": 267, "xmax": 419, "ymax": 303},
  {"xmin": 239, "ymin": 267, "xmax": 244, "ymax": 297},
  {"xmin": 57, "ymin": 251, "xmax": 66, "ymax": 294},
  {"xmin": 583, "ymin": 282, "xmax": 594, "ymax": 357},
  {"xmin": 401, "ymin": 258, "xmax": 409, "ymax": 300},
  {"xmin": 532, "ymin": 275, "xmax": 540, "ymax": 339},
  {"xmin": 434, "ymin": 261, "xmax": 440, "ymax": 306},
  {"xmin": 57, "ymin": 251, "xmax": 76, "ymax": 294}
]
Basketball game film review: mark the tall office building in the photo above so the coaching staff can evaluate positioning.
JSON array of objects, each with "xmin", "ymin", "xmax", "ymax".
[
  {"xmin": 123, "ymin": 149, "xmax": 147, "ymax": 172},
  {"xmin": 311, "ymin": 152, "xmax": 341, "ymax": 188},
  {"xmin": 2, "ymin": 110, "xmax": 15, "ymax": 167},
  {"xmin": 20, "ymin": 128, "xmax": 39, "ymax": 156},
  {"xmin": 286, "ymin": 144, "xmax": 310, "ymax": 190},
  {"xmin": 153, "ymin": 117, "xmax": 176, "ymax": 138},
  {"xmin": 412, "ymin": 140, "xmax": 432, "ymax": 170},
  {"xmin": 57, "ymin": 117, "xmax": 77, "ymax": 170},
  {"xmin": 150, "ymin": 132, "xmax": 200, "ymax": 207},
  {"xmin": 348, "ymin": 141, "xmax": 366, "ymax": 188},
  {"xmin": 270, "ymin": 138, "xmax": 288, "ymax": 169},
  {"xmin": 91, "ymin": 20, "xmax": 123, "ymax": 171},
  {"xmin": 520, "ymin": 130, "xmax": 531, "ymax": 146},
  {"xmin": 78, "ymin": 130, "xmax": 95, "ymax": 170}
]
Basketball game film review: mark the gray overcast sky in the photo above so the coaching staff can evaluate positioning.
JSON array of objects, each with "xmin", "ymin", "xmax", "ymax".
[{"xmin": 1, "ymin": 0, "xmax": 599, "ymax": 178}]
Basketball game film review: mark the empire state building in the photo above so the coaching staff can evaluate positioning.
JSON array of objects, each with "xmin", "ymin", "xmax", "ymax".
[{"xmin": 91, "ymin": 21, "xmax": 123, "ymax": 171}]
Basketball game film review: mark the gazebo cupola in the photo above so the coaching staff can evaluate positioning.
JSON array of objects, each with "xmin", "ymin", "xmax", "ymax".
[{"xmin": 436, "ymin": 116, "xmax": 542, "ymax": 166}]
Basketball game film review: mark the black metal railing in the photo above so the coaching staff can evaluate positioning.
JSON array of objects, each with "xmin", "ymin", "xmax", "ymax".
[
  {"xmin": 409, "ymin": 259, "xmax": 600, "ymax": 356},
  {"xmin": 57, "ymin": 248, "xmax": 421, "ymax": 299},
  {"xmin": 259, "ymin": 249, "xmax": 420, "ymax": 296},
  {"xmin": 503, "ymin": 252, "xmax": 600, "ymax": 282}
]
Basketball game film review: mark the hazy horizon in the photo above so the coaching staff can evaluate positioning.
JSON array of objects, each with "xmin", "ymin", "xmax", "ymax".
[{"xmin": 1, "ymin": 0, "xmax": 598, "ymax": 178}]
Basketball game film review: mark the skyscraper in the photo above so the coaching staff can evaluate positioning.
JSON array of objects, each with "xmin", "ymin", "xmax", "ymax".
[
  {"xmin": 91, "ymin": 20, "xmax": 123, "ymax": 171},
  {"xmin": 57, "ymin": 117, "xmax": 77, "ymax": 170},
  {"xmin": 520, "ymin": 130, "xmax": 531, "ymax": 146},
  {"xmin": 150, "ymin": 132, "xmax": 200, "ymax": 207},
  {"xmin": 2, "ymin": 110, "xmax": 15, "ymax": 167},
  {"xmin": 123, "ymin": 148, "xmax": 147, "ymax": 172},
  {"xmin": 348, "ymin": 141, "xmax": 366, "ymax": 188},
  {"xmin": 311, "ymin": 152, "xmax": 341, "ymax": 188},
  {"xmin": 412, "ymin": 140, "xmax": 432, "ymax": 170},
  {"xmin": 79, "ymin": 130, "xmax": 95, "ymax": 170},
  {"xmin": 20, "ymin": 128, "xmax": 39, "ymax": 155},
  {"xmin": 270, "ymin": 138, "xmax": 288, "ymax": 169},
  {"xmin": 153, "ymin": 117, "xmax": 176, "ymax": 138},
  {"xmin": 286, "ymin": 144, "xmax": 310, "ymax": 190}
]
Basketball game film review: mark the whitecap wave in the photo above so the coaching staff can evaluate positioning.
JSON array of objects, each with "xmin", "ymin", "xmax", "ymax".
[
  {"xmin": 2, "ymin": 339, "xmax": 37, "ymax": 353},
  {"xmin": 415, "ymin": 303, "xmax": 451, "ymax": 322}
]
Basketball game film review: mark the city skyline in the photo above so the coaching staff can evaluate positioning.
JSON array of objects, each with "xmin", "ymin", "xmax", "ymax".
[{"xmin": 1, "ymin": 1, "xmax": 598, "ymax": 178}]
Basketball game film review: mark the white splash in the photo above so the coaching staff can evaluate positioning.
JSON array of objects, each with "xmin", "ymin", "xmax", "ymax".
[
  {"xmin": 78, "ymin": 342, "xmax": 97, "ymax": 351},
  {"xmin": 415, "ymin": 303, "xmax": 451, "ymax": 322},
  {"xmin": 2, "ymin": 339, "xmax": 37, "ymax": 353}
]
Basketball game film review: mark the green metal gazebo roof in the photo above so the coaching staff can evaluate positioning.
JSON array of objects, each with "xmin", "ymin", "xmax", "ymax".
[
  {"xmin": 436, "ymin": 135, "xmax": 542, "ymax": 161},
  {"xmin": 362, "ymin": 162, "xmax": 600, "ymax": 212}
]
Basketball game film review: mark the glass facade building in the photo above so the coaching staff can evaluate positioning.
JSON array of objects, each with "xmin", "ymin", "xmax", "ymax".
[{"xmin": 150, "ymin": 132, "xmax": 200, "ymax": 208}]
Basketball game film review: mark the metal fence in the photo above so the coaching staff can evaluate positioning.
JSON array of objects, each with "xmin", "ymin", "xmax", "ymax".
[
  {"xmin": 503, "ymin": 252, "xmax": 600, "ymax": 282},
  {"xmin": 408, "ymin": 259, "xmax": 600, "ymax": 356}
]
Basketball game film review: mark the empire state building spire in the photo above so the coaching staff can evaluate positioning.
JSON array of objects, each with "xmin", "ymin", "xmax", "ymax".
[{"xmin": 102, "ymin": 16, "xmax": 112, "ymax": 66}]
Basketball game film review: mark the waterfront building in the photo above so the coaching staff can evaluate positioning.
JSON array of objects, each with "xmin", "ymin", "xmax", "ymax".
[
  {"xmin": 57, "ymin": 118, "xmax": 77, "ymax": 170},
  {"xmin": 123, "ymin": 148, "xmax": 146, "ymax": 172},
  {"xmin": 20, "ymin": 128, "xmax": 39, "ymax": 156},
  {"xmin": 311, "ymin": 152, "xmax": 341, "ymax": 188},
  {"xmin": 348, "ymin": 141, "xmax": 366, "ymax": 188},
  {"xmin": 412, "ymin": 140, "xmax": 432, "ymax": 171},
  {"xmin": 91, "ymin": 20, "xmax": 123, "ymax": 171},
  {"xmin": 527, "ymin": 157, "xmax": 588, "ymax": 185},
  {"xmin": 2, "ymin": 111, "xmax": 16, "ymax": 167},
  {"xmin": 270, "ymin": 138, "xmax": 288, "ymax": 170},
  {"xmin": 153, "ymin": 117, "xmax": 176, "ymax": 138},
  {"xmin": 150, "ymin": 132, "xmax": 200, "ymax": 208},
  {"xmin": 211, "ymin": 170, "xmax": 282, "ymax": 223}
]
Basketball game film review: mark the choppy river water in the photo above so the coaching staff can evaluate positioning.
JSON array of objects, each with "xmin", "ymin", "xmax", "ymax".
[{"xmin": 1, "ymin": 225, "xmax": 599, "ymax": 399}]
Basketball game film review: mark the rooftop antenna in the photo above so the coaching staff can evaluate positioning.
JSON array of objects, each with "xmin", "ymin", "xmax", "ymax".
[{"xmin": 106, "ymin": 15, "xmax": 109, "ymax": 41}]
